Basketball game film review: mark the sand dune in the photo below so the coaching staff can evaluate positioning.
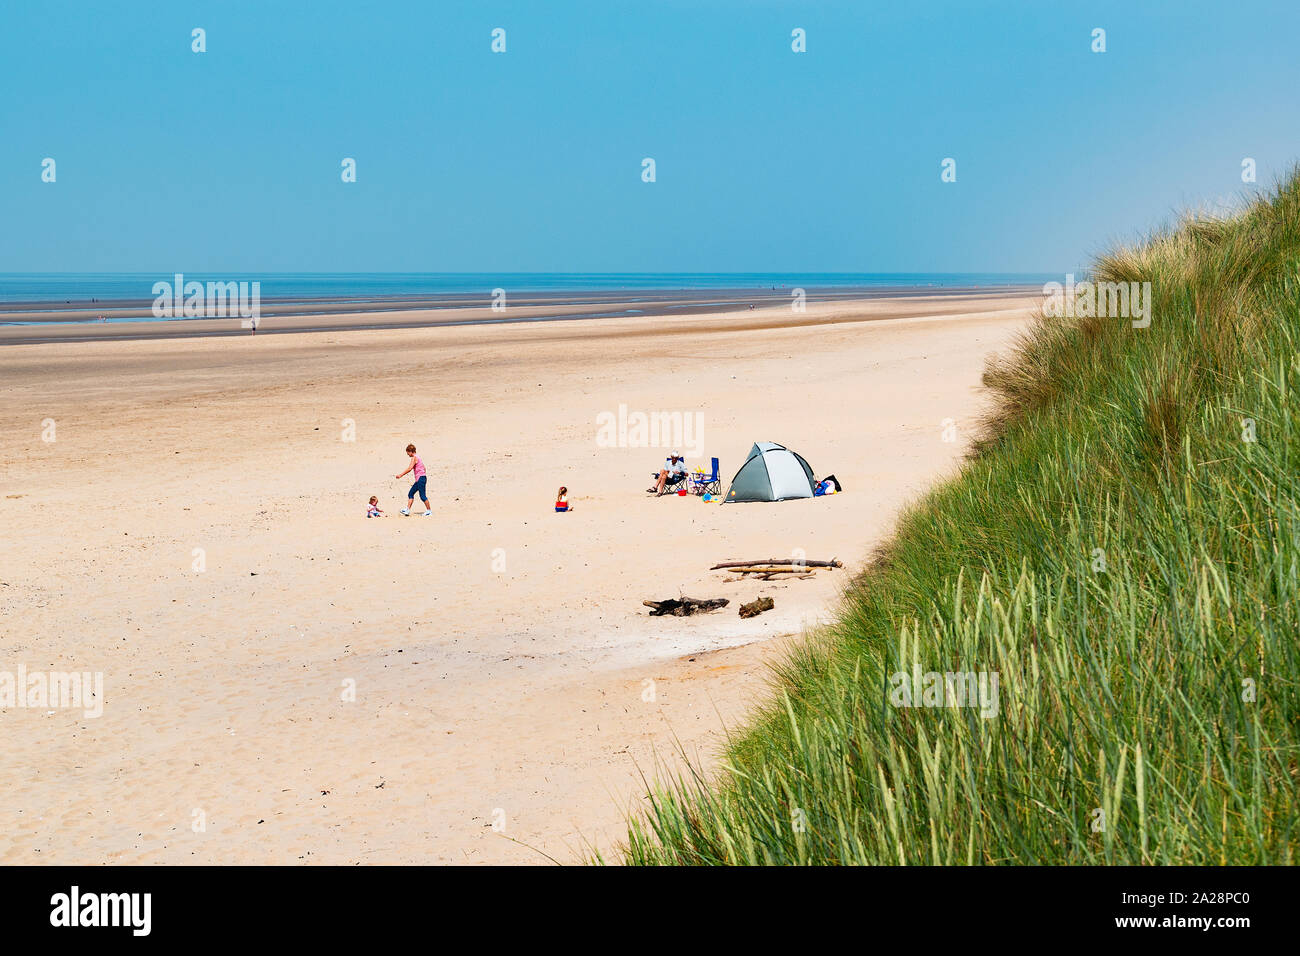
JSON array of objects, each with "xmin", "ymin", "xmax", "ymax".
[{"xmin": 0, "ymin": 293, "xmax": 1034, "ymax": 864}]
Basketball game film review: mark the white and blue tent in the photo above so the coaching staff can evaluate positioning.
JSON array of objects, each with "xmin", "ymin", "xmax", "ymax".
[{"xmin": 724, "ymin": 442, "xmax": 817, "ymax": 502}]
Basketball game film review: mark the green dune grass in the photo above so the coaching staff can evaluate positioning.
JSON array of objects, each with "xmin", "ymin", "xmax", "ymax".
[{"xmin": 610, "ymin": 172, "xmax": 1300, "ymax": 865}]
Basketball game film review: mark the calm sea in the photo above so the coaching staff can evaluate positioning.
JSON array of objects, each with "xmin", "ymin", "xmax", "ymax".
[{"xmin": 0, "ymin": 272, "xmax": 1054, "ymax": 305}]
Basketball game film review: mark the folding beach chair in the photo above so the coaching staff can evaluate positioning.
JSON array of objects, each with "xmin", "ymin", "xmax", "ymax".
[
  {"xmin": 650, "ymin": 462, "xmax": 690, "ymax": 495},
  {"xmin": 690, "ymin": 457, "xmax": 722, "ymax": 496}
]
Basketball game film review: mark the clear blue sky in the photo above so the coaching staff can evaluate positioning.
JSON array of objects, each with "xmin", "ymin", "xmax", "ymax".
[{"xmin": 3, "ymin": 0, "xmax": 1298, "ymax": 274}]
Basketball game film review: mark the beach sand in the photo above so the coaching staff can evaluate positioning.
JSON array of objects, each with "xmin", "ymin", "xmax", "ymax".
[{"xmin": 0, "ymin": 292, "xmax": 1035, "ymax": 864}]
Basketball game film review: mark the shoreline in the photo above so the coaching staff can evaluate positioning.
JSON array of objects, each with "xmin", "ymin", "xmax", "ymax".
[{"xmin": 0, "ymin": 286, "xmax": 1041, "ymax": 345}]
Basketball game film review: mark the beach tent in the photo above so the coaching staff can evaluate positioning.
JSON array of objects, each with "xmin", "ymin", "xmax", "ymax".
[{"xmin": 725, "ymin": 442, "xmax": 817, "ymax": 502}]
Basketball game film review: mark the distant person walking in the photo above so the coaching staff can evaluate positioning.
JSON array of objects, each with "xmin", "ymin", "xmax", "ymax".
[{"xmin": 396, "ymin": 443, "xmax": 432, "ymax": 516}]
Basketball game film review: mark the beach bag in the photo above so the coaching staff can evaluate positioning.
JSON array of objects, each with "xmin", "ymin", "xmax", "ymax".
[{"xmin": 815, "ymin": 475, "xmax": 842, "ymax": 496}]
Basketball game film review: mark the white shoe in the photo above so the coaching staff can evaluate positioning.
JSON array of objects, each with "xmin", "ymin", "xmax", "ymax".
[
  {"xmin": 400, "ymin": 508, "xmax": 410, "ymax": 516},
  {"xmin": 423, "ymin": 511, "xmax": 433, "ymax": 517}
]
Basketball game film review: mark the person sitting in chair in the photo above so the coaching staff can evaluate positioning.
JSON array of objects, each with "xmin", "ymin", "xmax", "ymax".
[{"xmin": 648, "ymin": 451, "xmax": 688, "ymax": 496}]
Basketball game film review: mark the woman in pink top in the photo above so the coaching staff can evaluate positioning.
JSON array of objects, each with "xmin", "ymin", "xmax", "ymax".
[{"xmin": 395, "ymin": 443, "xmax": 432, "ymax": 516}]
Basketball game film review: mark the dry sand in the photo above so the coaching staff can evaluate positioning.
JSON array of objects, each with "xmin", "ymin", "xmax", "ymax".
[{"xmin": 0, "ymin": 293, "xmax": 1035, "ymax": 864}]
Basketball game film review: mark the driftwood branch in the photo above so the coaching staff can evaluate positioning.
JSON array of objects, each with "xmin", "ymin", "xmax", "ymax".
[
  {"xmin": 643, "ymin": 597, "xmax": 730, "ymax": 617},
  {"xmin": 711, "ymin": 558, "xmax": 841, "ymax": 570},
  {"xmin": 739, "ymin": 596, "xmax": 775, "ymax": 618},
  {"xmin": 729, "ymin": 571, "xmax": 817, "ymax": 581},
  {"xmin": 723, "ymin": 565, "xmax": 818, "ymax": 575}
]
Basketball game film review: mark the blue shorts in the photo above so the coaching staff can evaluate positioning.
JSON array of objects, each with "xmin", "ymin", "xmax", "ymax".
[{"xmin": 408, "ymin": 475, "xmax": 428, "ymax": 502}]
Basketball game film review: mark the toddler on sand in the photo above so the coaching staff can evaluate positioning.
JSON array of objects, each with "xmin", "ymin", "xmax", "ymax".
[{"xmin": 367, "ymin": 496, "xmax": 385, "ymax": 518}]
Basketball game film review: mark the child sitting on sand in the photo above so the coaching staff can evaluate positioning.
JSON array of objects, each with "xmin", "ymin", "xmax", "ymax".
[
  {"xmin": 367, "ymin": 496, "xmax": 385, "ymax": 517},
  {"xmin": 555, "ymin": 487, "xmax": 570, "ymax": 512}
]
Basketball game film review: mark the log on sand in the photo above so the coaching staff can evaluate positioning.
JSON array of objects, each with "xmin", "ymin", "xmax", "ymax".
[
  {"xmin": 739, "ymin": 596, "xmax": 775, "ymax": 618},
  {"xmin": 727, "ymin": 570, "xmax": 817, "ymax": 581},
  {"xmin": 643, "ymin": 597, "xmax": 730, "ymax": 617},
  {"xmin": 711, "ymin": 558, "xmax": 842, "ymax": 570},
  {"xmin": 724, "ymin": 566, "xmax": 818, "ymax": 575}
]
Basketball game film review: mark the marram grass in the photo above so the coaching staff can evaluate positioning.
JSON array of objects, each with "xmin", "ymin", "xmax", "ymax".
[{"xmin": 607, "ymin": 173, "xmax": 1300, "ymax": 866}]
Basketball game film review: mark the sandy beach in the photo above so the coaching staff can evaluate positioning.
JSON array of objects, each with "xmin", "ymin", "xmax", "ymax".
[{"xmin": 0, "ymin": 291, "xmax": 1035, "ymax": 864}]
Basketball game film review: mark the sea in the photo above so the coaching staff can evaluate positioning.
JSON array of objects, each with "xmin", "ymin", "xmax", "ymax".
[{"xmin": 0, "ymin": 272, "xmax": 1055, "ymax": 306}]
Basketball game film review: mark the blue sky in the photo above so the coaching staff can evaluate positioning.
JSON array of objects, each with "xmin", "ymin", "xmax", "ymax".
[{"xmin": 2, "ymin": 0, "xmax": 1298, "ymax": 274}]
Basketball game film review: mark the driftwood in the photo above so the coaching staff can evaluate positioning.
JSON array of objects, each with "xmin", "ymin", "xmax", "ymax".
[
  {"xmin": 739, "ymin": 596, "xmax": 775, "ymax": 619},
  {"xmin": 719, "ymin": 563, "xmax": 825, "ymax": 582},
  {"xmin": 724, "ymin": 565, "xmax": 818, "ymax": 576},
  {"xmin": 711, "ymin": 558, "xmax": 842, "ymax": 570},
  {"xmin": 722, "ymin": 565, "xmax": 813, "ymax": 574},
  {"xmin": 643, "ymin": 597, "xmax": 729, "ymax": 617}
]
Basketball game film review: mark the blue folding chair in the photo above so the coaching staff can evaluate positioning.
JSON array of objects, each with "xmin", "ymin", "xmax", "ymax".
[{"xmin": 690, "ymin": 457, "xmax": 722, "ymax": 496}]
